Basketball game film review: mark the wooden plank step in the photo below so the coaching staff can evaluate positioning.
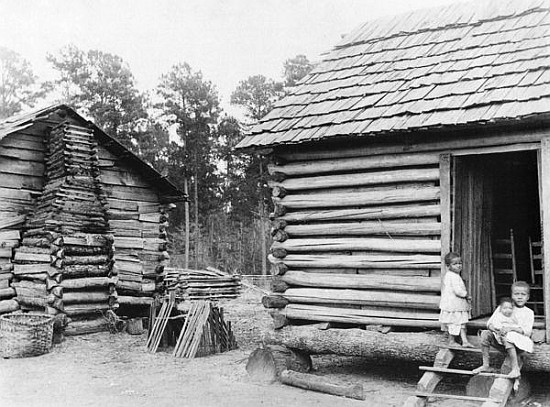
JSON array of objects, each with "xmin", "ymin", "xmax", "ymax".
[
  {"xmin": 415, "ymin": 392, "xmax": 498, "ymax": 402},
  {"xmin": 419, "ymin": 366, "xmax": 511, "ymax": 379},
  {"xmin": 438, "ymin": 344, "xmax": 483, "ymax": 353}
]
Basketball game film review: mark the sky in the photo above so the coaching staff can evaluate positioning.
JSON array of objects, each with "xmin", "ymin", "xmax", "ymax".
[{"xmin": 0, "ymin": 0, "xmax": 468, "ymax": 116}]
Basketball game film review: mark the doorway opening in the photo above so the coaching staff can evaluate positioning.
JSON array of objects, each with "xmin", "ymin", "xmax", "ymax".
[{"xmin": 453, "ymin": 150, "xmax": 543, "ymax": 318}]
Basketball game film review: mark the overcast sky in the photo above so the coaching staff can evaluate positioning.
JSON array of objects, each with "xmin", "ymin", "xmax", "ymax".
[{"xmin": 0, "ymin": 0, "xmax": 467, "ymax": 114}]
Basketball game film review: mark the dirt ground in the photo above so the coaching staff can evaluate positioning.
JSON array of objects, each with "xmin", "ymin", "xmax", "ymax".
[{"xmin": 1, "ymin": 288, "xmax": 549, "ymax": 407}]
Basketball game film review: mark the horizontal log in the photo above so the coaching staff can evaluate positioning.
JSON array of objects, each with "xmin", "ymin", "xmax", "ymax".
[
  {"xmin": 16, "ymin": 295, "xmax": 46, "ymax": 307},
  {"xmin": 262, "ymin": 295, "xmax": 290, "ymax": 308},
  {"xmin": 263, "ymin": 324, "xmax": 550, "ymax": 372},
  {"xmin": 117, "ymin": 295, "xmax": 154, "ymax": 306},
  {"xmin": 0, "ymin": 229, "xmax": 20, "ymax": 241},
  {"xmin": 12, "ymin": 280, "xmax": 46, "ymax": 291},
  {"xmin": 272, "ymin": 237, "xmax": 440, "ymax": 254},
  {"xmin": 275, "ymin": 186, "xmax": 440, "ymax": 209},
  {"xmin": 61, "ymin": 277, "xmax": 115, "ymax": 290},
  {"xmin": 64, "ymin": 317, "xmax": 110, "ymax": 336},
  {"xmin": 17, "ymin": 272, "xmax": 48, "ymax": 281},
  {"xmin": 62, "ymin": 234, "xmax": 112, "ymax": 247},
  {"xmin": 64, "ymin": 255, "xmax": 110, "ymax": 265},
  {"xmin": 0, "ymin": 248, "xmax": 12, "ymax": 258},
  {"xmin": 0, "ymin": 299, "xmax": 20, "ymax": 314},
  {"xmin": 284, "ymin": 303, "xmax": 439, "ymax": 323},
  {"xmin": 13, "ymin": 252, "xmax": 52, "ymax": 263},
  {"xmin": 63, "ymin": 291, "xmax": 110, "ymax": 304},
  {"xmin": 13, "ymin": 263, "xmax": 56, "ymax": 276},
  {"xmin": 279, "ymin": 369, "xmax": 365, "ymax": 400},
  {"xmin": 284, "ymin": 222, "xmax": 441, "ymax": 237},
  {"xmin": 116, "ymin": 280, "xmax": 155, "ymax": 293},
  {"xmin": 280, "ymin": 204, "xmax": 440, "ymax": 223},
  {"xmin": 282, "ymin": 270, "xmax": 440, "ymax": 292},
  {"xmin": 268, "ymin": 153, "xmax": 439, "ymax": 176},
  {"xmin": 270, "ymin": 168, "xmax": 439, "ymax": 191},
  {"xmin": 63, "ymin": 264, "xmax": 111, "ymax": 278},
  {"xmin": 271, "ymin": 254, "xmax": 440, "ymax": 269},
  {"xmin": 64, "ymin": 303, "xmax": 111, "ymax": 316},
  {"xmin": 283, "ymin": 287, "xmax": 440, "ymax": 309},
  {"xmin": 0, "ymin": 287, "xmax": 15, "ymax": 299}
]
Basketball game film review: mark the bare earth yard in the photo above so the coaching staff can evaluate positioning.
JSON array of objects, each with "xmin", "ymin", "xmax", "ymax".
[{"xmin": 1, "ymin": 289, "xmax": 549, "ymax": 407}]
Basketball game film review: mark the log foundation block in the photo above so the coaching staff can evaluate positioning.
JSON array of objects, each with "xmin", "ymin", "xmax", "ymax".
[
  {"xmin": 279, "ymin": 369, "xmax": 365, "ymax": 400},
  {"xmin": 246, "ymin": 345, "xmax": 312, "ymax": 383}
]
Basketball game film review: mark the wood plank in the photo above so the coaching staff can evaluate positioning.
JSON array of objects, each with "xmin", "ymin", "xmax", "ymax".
[
  {"xmin": 276, "ymin": 186, "xmax": 440, "ymax": 209},
  {"xmin": 414, "ymin": 392, "xmax": 494, "ymax": 402},
  {"xmin": 100, "ymin": 168, "xmax": 152, "ymax": 188},
  {"xmin": 0, "ymin": 173, "xmax": 43, "ymax": 190},
  {"xmin": 282, "ymin": 270, "xmax": 440, "ymax": 292},
  {"xmin": 539, "ymin": 138, "xmax": 550, "ymax": 343},
  {"xmin": 418, "ymin": 366, "xmax": 510, "ymax": 378},
  {"xmin": 439, "ymin": 153, "xmax": 451, "ymax": 284},
  {"xmin": 283, "ymin": 287, "xmax": 440, "ymax": 309},
  {"xmin": 278, "ymin": 128, "xmax": 547, "ymax": 162},
  {"xmin": 0, "ymin": 157, "xmax": 45, "ymax": 176}
]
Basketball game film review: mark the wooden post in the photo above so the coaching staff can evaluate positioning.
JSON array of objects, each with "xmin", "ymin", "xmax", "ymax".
[
  {"xmin": 439, "ymin": 153, "xmax": 451, "ymax": 283},
  {"xmin": 184, "ymin": 177, "xmax": 190, "ymax": 269},
  {"xmin": 539, "ymin": 138, "xmax": 550, "ymax": 343}
]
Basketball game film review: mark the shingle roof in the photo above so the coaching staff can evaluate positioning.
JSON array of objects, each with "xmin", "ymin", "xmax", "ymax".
[
  {"xmin": 237, "ymin": 0, "xmax": 550, "ymax": 149},
  {"xmin": 0, "ymin": 104, "xmax": 185, "ymax": 202}
]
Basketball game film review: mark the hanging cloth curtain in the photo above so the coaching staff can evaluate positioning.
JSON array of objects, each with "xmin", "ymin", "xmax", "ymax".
[{"xmin": 453, "ymin": 156, "xmax": 495, "ymax": 317}]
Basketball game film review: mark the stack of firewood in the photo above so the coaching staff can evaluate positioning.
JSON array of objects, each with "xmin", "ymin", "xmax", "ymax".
[
  {"xmin": 164, "ymin": 267, "xmax": 242, "ymax": 300},
  {"xmin": 12, "ymin": 123, "xmax": 117, "ymax": 332}
]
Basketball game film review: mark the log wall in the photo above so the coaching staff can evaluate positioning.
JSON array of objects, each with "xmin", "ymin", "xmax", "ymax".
[
  {"xmin": 266, "ymin": 130, "xmax": 543, "ymax": 328},
  {"xmin": 97, "ymin": 145, "xmax": 169, "ymax": 314},
  {"xmin": 0, "ymin": 128, "xmax": 46, "ymax": 314},
  {"xmin": 0, "ymin": 116, "xmax": 173, "ymax": 327}
]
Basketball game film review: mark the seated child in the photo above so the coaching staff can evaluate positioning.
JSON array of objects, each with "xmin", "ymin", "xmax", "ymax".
[
  {"xmin": 473, "ymin": 281, "xmax": 535, "ymax": 378},
  {"xmin": 490, "ymin": 297, "xmax": 534, "ymax": 352}
]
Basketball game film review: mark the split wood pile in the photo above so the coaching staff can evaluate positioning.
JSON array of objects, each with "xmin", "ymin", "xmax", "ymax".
[
  {"xmin": 147, "ymin": 298, "xmax": 237, "ymax": 357},
  {"xmin": 11, "ymin": 123, "xmax": 116, "ymax": 332},
  {"xmin": 266, "ymin": 150, "xmax": 445, "ymax": 328},
  {"xmin": 164, "ymin": 267, "xmax": 242, "ymax": 300},
  {"xmin": 98, "ymin": 144, "xmax": 170, "ymax": 310}
]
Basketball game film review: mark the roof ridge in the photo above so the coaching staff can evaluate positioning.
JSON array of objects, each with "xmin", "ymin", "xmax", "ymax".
[{"xmin": 337, "ymin": 0, "xmax": 549, "ymax": 49}]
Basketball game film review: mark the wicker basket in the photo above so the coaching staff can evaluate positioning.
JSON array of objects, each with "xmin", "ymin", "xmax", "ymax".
[{"xmin": 0, "ymin": 313, "xmax": 54, "ymax": 358}]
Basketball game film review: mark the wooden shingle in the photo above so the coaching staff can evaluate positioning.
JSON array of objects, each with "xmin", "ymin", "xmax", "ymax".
[{"xmin": 237, "ymin": 0, "xmax": 550, "ymax": 149}]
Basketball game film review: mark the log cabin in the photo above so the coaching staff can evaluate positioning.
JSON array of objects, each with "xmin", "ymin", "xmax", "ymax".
[
  {"xmin": 237, "ymin": 0, "xmax": 550, "ymax": 372},
  {"xmin": 0, "ymin": 104, "xmax": 185, "ymax": 334}
]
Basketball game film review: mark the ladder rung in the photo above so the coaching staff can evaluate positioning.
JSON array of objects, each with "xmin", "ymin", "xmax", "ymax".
[
  {"xmin": 415, "ymin": 392, "xmax": 498, "ymax": 402},
  {"xmin": 493, "ymin": 268, "xmax": 514, "ymax": 274},
  {"xmin": 493, "ymin": 254, "xmax": 513, "ymax": 259},
  {"xmin": 419, "ymin": 366, "xmax": 511, "ymax": 378}
]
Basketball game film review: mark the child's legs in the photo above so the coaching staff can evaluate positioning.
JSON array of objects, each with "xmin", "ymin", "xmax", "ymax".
[
  {"xmin": 447, "ymin": 323, "xmax": 461, "ymax": 344},
  {"xmin": 459, "ymin": 325, "xmax": 472, "ymax": 346}
]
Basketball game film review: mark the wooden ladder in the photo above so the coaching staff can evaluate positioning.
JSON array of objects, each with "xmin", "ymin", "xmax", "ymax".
[{"xmin": 403, "ymin": 346, "xmax": 520, "ymax": 407}]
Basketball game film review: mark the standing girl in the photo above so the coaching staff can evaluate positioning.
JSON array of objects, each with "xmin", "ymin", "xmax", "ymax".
[{"xmin": 439, "ymin": 252, "xmax": 473, "ymax": 347}]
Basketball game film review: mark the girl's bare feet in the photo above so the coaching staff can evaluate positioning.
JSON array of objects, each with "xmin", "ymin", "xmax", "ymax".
[
  {"xmin": 462, "ymin": 341, "xmax": 474, "ymax": 348},
  {"xmin": 472, "ymin": 365, "xmax": 491, "ymax": 374},
  {"xmin": 508, "ymin": 368, "xmax": 521, "ymax": 379}
]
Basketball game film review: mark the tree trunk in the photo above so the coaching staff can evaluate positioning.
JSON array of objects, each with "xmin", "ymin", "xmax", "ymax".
[{"xmin": 263, "ymin": 325, "xmax": 550, "ymax": 372}]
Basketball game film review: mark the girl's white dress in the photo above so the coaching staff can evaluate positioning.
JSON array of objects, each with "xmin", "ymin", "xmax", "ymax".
[{"xmin": 439, "ymin": 271, "xmax": 471, "ymax": 333}]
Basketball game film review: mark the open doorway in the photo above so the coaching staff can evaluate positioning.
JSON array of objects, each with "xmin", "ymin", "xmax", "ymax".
[{"xmin": 453, "ymin": 150, "xmax": 542, "ymax": 318}]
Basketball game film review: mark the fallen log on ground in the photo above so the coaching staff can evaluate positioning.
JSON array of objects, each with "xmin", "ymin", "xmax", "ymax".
[
  {"xmin": 279, "ymin": 369, "xmax": 365, "ymax": 400},
  {"xmin": 263, "ymin": 325, "xmax": 550, "ymax": 372}
]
